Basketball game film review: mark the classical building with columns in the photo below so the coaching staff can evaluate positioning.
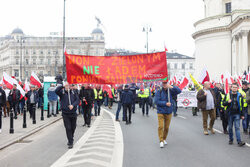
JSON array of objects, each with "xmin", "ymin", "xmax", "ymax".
[
  {"xmin": 193, "ymin": 0, "xmax": 250, "ymax": 79},
  {"xmin": 0, "ymin": 27, "xmax": 105, "ymax": 81}
]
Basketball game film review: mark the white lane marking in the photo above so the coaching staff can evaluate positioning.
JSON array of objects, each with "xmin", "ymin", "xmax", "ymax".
[
  {"xmin": 246, "ymin": 143, "xmax": 250, "ymax": 147},
  {"xmin": 213, "ymin": 129, "xmax": 223, "ymax": 134},
  {"xmin": 102, "ymin": 108, "xmax": 124, "ymax": 167},
  {"xmin": 177, "ymin": 115, "xmax": 187, "ymax": 119},
  {"xmin": 51, "ymin": 114, "xmax": 103, "ymax": 167}
]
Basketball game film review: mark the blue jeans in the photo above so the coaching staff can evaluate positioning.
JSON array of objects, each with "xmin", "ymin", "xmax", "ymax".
[
  {"xmin": 173, "ymin": 101, "xmax": 177, "ymax": 115},
  {"xmin": 242, "ymin": 108, "xmax": 248, "ymax": 130},
  {"xmin": 94, "ymin": 101, "xmax": 102, "ymax": 116},
  {"xmin": 228, "ymin": 114, "xmax": 242, "ymax": 142},
  {"xmin": 104, "ymin": 97, "xmax": 108, "ymax": 107},
  {"xmin": 38, "ymin": 97, "xmax": 43, "ymax": 108},
  {"xmin": 116, "ymin": 101, "xmax": 123, "ymax": 120},
  {"xmin": 142, "ymin": 98, "xmax": 149, "ymax": 115}
]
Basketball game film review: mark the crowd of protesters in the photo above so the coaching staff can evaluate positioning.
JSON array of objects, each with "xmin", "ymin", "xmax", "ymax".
[{"xmin": 1, "ymin": 74, "xmax": 250, "ymax": 150}]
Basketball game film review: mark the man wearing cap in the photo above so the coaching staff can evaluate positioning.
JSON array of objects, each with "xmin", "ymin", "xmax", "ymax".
[
  {"xmin": 8, "ymin": 84, "xmax": 21, "ymax": 119},
  {"xmin": 154, "ymin": 82, "xmax": 181, "ymax": 148},
  {"xmin": 56, "ymin": 82, "xmax": 80, "ymax": 149},
  {"xmin": 121, "ymin": 85, "xmax": 134, "ymax": 124},
  {"xmin": 26, "ymin": 85, "xmax": 39, "ymax": 119},
  {"xmin": 47, "ymin": 84, "xmax": 58, "ymax": 117}
]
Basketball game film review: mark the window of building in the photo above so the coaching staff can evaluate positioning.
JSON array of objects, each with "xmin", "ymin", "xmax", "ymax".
[
  {"xmin": 40, "ymin": 59, "xmax": 43, "ymax": 64},
  {"xmin": 33, "ymin": 50, "xmax": 36, "ymax": 54},
  {"xmin": 174, "ymin": 63, "xmax": 178, "ymax": 69},
  {"xmin": 16, "ymin": 59, "xmax": 19, "ymax": 65},
  {"xmin": 25, "ymin": 50, "xmax": 29, "ymax": 54},
  {"xmin": 16, "ymin": 50, "xmax": 19, "ymax": 55},
  {"xmin": 40, "ymin": 50, "xmax": 43, "ymax": 54},
  {"xmin": 40, "ymin": 71, "xmax": 43, "ymax": 75},
  {"xmin": 14, "ymin": 69, "xmax": 19, "ymax": 77},
  {"xmin": 26, "ymin": 59, "xmax": 29, "ymax": 65},
  {"xmin": 48, "ymin": 50, "xmax": 51, "ymax": 55},
  {"xmin": 225, "ymin": 2, "xmax": 231, "ymax": 13},
  {"xmin": 33, "ymin": 59, "xmax": 36, "ymax": 65},
  {"xmin": 190, "ymin": 63, "xmax": 193, "ymax": 69},
  {"xmin": 182, "ymin": 63, "xmax": 185, "ymax": 69},
  {"xmin": 48, "ymin": 59, "xmax": 51, "ymax": 65},
  {"xmin": 48, "ymin": 71, "xmax": 51, "ymax": 76}
]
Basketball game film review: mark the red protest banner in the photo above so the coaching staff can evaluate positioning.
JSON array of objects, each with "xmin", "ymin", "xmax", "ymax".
[{"xmin": 66, "ymin": 52, "xmax": 168, "ymax": 84}]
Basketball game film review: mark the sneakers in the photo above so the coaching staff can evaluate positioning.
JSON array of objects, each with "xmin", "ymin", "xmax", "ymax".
[
  {"xmin": 204, "ymin": 130, "xmax": 209, "ymax": 135},
  {"xmin": 229, "ymin": 140, "xmax": 233, "ymax": 145},
  {"xmin": 238, "ymin": 141, "xmax": 245, "ymax": 147},
  {"xmin": 163, "ymin": 140, "xmax": 168, "ymax": 145},
  {"xmin": 68, "ymin": 144, "xmax": 73, "ymax": 149},
  {"xmin": 160, "ymin": 142, "xmax": 164, "ymax": 148},
  {"xmin": 209, "ymin": 128, "xmax": 215, "ymax": 134}
]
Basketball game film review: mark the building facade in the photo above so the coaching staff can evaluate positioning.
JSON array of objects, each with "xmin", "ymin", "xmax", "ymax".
[
  {"xmin": 193, "ymin": 0, "xmax": 250, "ymax": 79},
  {"xmin": 166, "ymin": 52, "xmax": 195, "ymax": 80},
  {"xmin": 0, "ymin": 27, "xmax": 105, "ymax": 81}
]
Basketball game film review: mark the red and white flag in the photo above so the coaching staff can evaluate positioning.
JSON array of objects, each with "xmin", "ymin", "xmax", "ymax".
[
  {"xmin": 3, "ymin": 72, "xmax": 26, "ymax": 99},
  {"xmin": 30, "ymin": 72, "xmax": 42, "ymax": 88},
  {"xmin": 23, "ymin": 78, "xmax": 30, "ymax": 92},
  {"xmin": 237, "ymin": 79, "xmax": 242, "ymax": 88},
  {"xmin": 225, "ymin": 78, "xmax": 229, "ymax": 94},
  {"xmin": 198, "ymin": 68, "xmax": 210, "ymax": 84},
  {"xmin": 179, "ymin": 77, "xmax": 189, "ymax": 90}
]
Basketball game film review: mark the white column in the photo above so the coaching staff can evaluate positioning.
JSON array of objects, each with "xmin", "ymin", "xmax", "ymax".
[
  {"xmin": 242, "ymin": 30, "xmax": 249, "ymax": 72},
  {"xmin": 232, "ymin": 35, "xmax": 237, "ymax": 75},
  {"xmin": 238, "ymin": 33, "xmax": 243, "ymax": 73}
]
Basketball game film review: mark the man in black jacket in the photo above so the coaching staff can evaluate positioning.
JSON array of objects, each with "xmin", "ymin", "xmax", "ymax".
[
  {"xmin": 8, "ymin": 84, "xmax": 20, "ymax": 119},
  {"xmin": 0, "ymin": 87, "xmax": 6, "ymax": 133},
  {"xmin": 80, "ymin": 84, "xmax": 94, "ymax": 127},
  {"xmin": 25, "ymin": 85, "xmax": 39, "ymax": 120},
  {"xmin": 56, "ymin": 82, "xmax": 80, "ymax": 149},
  {"xmin": 121, "ymin": 85, "xmax": 134, "ymax": 125}
]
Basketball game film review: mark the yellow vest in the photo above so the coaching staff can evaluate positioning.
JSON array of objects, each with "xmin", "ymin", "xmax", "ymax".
[
  {"xmin": 224, "ymin": 93, "xmax": 243, "ymax": 111},
  {"xmin": 238, "ymin": 89, "xmax": 247, "ymax": 107},
  {"xmin": 141, "ymin": 88, "xmax": 150, "ymax": 98},
  {"xmin": 94, "ymin": 89, "xmax": 103, "ymax": 100},
  {"xmin": 220, "ymin": 93, "xmax": 226, "ymax": 110}
]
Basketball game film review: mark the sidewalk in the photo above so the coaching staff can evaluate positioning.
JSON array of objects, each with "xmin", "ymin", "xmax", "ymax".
[{"xmin": 0, "ymin": 108, "xmax": 62, "ymax": 150}]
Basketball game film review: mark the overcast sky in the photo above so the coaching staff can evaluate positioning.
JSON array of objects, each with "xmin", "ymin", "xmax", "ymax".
[{"xmin": 0, "ymin": 0, "xmax": 204, "ymax": 57}]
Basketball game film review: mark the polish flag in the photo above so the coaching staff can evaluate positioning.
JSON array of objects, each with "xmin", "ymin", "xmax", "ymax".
[
  {"xmin": 3, "ymin": 72, "xmax": 26, "ymax": 99},
  {"xmin": 221, "ymin": 74, "xmax": 224, "ymax": 83},
  {"xmin": 225, "ymin": 78, "xmax": 229, "ymax": 94},
  {"xmin": 237, "ymin": 79, "xmax": 242, "ymax": 88},
  {"xmin": 30, "ymin": 72, "xmax": 42, "ymax": 88},
  {"xmin": 230, "ymin": 77, "xmax": 235, "ymax": 84},
  {"xmin": 198, "ymin": 68, "xmax": 210, "ymax": 84},
  {"xmin": 23, "ymin": 78, "xmax": 30, "ymax": 92},
  {"xmin": 173, "ymin": 76, "xmax": 177, "ymax": 83},
  {"xmin": 179, "ymin": 77, "xmax": 189, "ymax": 90}
]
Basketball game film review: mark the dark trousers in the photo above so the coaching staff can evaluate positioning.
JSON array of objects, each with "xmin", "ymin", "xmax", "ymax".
[
  {"xmin": 142, "ymin": 98, "xmax": 149, "ymax": 115},
  {"xmin": 116, "ymin": 101, "xmax": 123, "ymax": 120},
  {"xmin": 62, "ymin": 114, "xmax": 77, "ymax": 144},
  {"xmin": 83, "ymin": 104, "xmax": 92, "ymax": 125},
  {"xmin": 0, "ymin": 106, "xmax": 2, "ymax": 129},
  {"xmin": 11, "ymin": 101, "xmax": 19, "ymax": 118},
  {"xmin": 220, "ymin": 111, "xmax": 228, "ymax": 132},
  {"xmin": 29, "ymin": 103, "xmax": 36, "ymax": 120},
  {"xmin": 132, "ymin": 101, "xmax": 136, "ymax": 113},
  {"xmin": 123, "ymin": 104, "xmax": 132, "ymax": 122},
  {"xmin": 94, "ymin": 100, "xmax": 102, "ymax": 116}
]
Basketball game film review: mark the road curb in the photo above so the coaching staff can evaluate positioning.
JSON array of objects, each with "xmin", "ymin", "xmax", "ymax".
[{"xmin": 0, "ymin": 117, "xmax": 62, "ymax": 151}]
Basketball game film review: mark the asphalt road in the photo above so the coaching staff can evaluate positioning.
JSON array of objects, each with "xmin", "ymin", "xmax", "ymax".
[
  {"xmin": 0, "ymin": 104, "xmax": 250, "ymax": 167},
  {"xmin": 107, "ymin": 103, "xmax": 250, "ymax": 167}
]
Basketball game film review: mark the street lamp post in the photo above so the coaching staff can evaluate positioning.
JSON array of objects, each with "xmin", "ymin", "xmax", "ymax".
[
  {"xmin": 62, "ymin": 0, "xmax": 66, "ymax": 80},
  {"xmin": 142, "ymin": 25, "xmax": 152, "ymax": 53},
  {"xmin": 54, "ymin": 51, "xmax": 57, "ymax": 75},
  {"xmin": 18, "ymin": 38, "xmax": 25, "ymax": 81}
]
